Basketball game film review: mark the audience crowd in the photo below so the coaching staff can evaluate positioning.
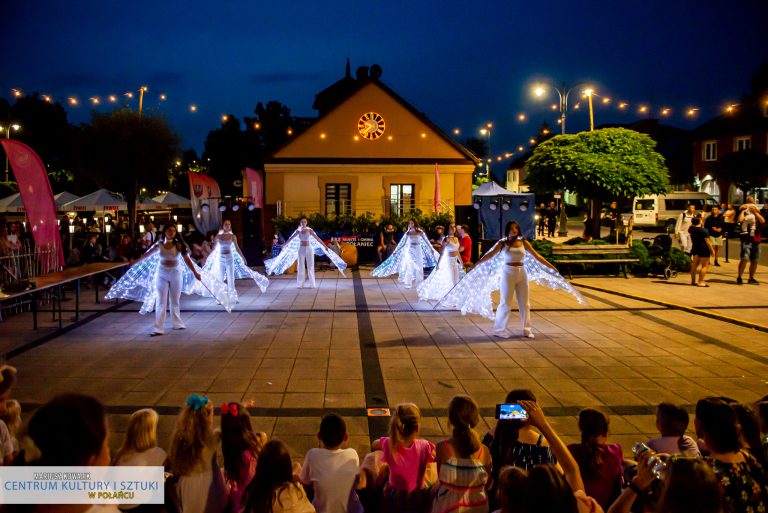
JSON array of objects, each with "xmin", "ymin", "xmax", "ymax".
[{"xmin": 0, "ymin": 361, "xmax": 766, "ymax": 513}]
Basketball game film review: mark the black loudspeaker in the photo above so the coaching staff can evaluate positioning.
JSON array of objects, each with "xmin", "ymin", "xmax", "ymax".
[
  {"xmin": 241, "ymin": 208, "xmax": 264, "ymax": 266},
  {"xmin": 454, "ymin": 205, "xmax": 480, "ymax": 262}
]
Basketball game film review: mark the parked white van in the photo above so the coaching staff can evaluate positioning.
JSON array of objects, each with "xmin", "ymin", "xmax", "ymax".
[{"xmin": 633, "ymin": 192, "xmax": 718, "ymax": 232}]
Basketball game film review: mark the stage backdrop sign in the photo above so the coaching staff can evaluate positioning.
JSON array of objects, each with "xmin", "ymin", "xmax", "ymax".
[{"xmin": 189, "ymin": 172, "xmax": 222, "ymax": 234}]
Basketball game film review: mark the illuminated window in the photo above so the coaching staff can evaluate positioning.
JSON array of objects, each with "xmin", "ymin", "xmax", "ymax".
[
  {"xmin": 734, "ymin": 136, "xmax": 751, "ymax": 152},
  {"xmin": 703, "ymin": 141, "xmax": 717, "ymax": 161},
  {"xmin": 390, "ymin": 184, "xmax": 415, "ymax": 216},
  {"xmin": 325, "ymin": 184, "xmax": 351, "ymax": 216}
]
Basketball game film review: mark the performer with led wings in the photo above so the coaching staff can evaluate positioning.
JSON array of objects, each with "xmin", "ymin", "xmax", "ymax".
[
  {"xmin": 371, "ymin": 218, "xmax": 439, "ymax": 288},
  {"xmin": 440, "ymin": 221, "xmax": 585, "ymax": 339},
  {"xmin": 203, "ymin": 220, "xmax": 269, "ymax": 302},
  {"xmin": 106, "ymin": 225, "xmax": 231, "ymax": 336},
  {"xmin": 417, "ymin": 223, "xmax": 464, "ymax": 303},
  {"xmin": 264, "ymin": 217, "xmax": 347, "ymax": 288}
]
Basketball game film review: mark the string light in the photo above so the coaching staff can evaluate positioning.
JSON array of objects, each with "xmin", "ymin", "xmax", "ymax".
[
  {"xmin": 517, "ymin": 113, "xmax": 526, "ymax": 121},
  {"xmin": 108, "ymin": 95, "xmax": 117, "ymax": 103},
  {"xmin": 12, "ymin": 89, "xmax": 22, "ymax": 97},
  {"xmin": 638, "ymin": 105, "xmax": 648, "ymax": 113},
  {"xmin": 125, "ymin": 92, "xmax": 134, "ymax": 99},
  {"xmin": 618, "ymin": 102, "xmax": 628, "ymax": 110},
  {"xmin": 453, "ymin": 128, "xmax": 460, "ymax": 135},
  {"xmin": 68, "ymin": 97, "xmax": 78, "ymax": 106},
  {"xmin": 221, "ymin": 114, "xmax": 229, "ymax": 122},
  {"xmin": 90, "ymin": 97, "xmax": 100, "ymax": 105},
  {"xmin": 189, "ymin": 104, "xmax": 197, "ymax": 112},
  {"xmin": 159, "ymin": 94, "xmax": 167, "ymax": 100},
  {"xmin": 660, "ymin": 107, "xmax": 671, "ymax": 116},
  {"xmin": 686, "ymin": 107, "xmax": 699, "ymax": 116}
]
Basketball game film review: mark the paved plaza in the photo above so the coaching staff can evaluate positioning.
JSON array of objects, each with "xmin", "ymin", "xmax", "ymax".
[{"xmin": 1, "ymin": 260, "xmax": 767, "ymax": 460}]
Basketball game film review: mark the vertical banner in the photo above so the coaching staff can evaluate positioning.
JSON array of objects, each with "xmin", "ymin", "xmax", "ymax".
[
  {"xmin": 1, "ymin": 140, "xmax": 64, "ymax": 272},
  {"xmin": 434, "ymin": 162, "xmax": 441, "ymax": 213},
  {"xmin": 188, "ymin": 172, "xmax": 222, "ymax": 235},
  {"xmin": 243, "ymin": 168, "xmax": 263, "ymax": 208}
]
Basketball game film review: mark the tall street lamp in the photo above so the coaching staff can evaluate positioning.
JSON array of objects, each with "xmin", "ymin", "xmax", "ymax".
[
  {"xmin": 479, "ymin": 122, "xmax": 493, "ymax": 176},
  {"xmin": 583, "ymin": 88, "xmax": 595, "ymax": 131},
  {"xmin": 533, "ymin": 81, "xmax": 586, "ymax": 135},
  {"xmin": 138, "ymin": 86, "xmax": 148, "ymax": 118},
  {"xmin": 1, "ymin": 123, "xmax": 21, "ymax": 182}
]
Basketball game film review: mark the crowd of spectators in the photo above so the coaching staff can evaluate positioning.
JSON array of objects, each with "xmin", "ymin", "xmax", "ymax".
[{"xmin": 0, "ymin": 364, "xmax": 766, "ymax": 513}]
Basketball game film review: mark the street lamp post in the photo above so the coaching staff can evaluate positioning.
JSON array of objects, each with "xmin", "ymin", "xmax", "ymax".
[
  {"xmin": 1, "ymin": 124, "xmax": 21, "ymax": 182},
  {"xmin": 138, "ymin": 86, "xmax": 148, "ymax": 118},
  {"xmin": 479, "ymin": 123, "xmax": 493, "ymax": 176},
  {"xmin": 584, "ymin": 89, "xmax": 595, "ymax": 131}
]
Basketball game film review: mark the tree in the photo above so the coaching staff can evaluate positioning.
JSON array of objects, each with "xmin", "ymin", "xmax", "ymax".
[
  {"xmin": 524, "ymin": 128, "xmax": 669, "ymax": 237},
  {"xmin": 712, "ymin": 149, "xmax": 768, "ymax": 196},
  {"xmin": 76, "ymin": 110, "xmax": 180, "ymax": 234}
]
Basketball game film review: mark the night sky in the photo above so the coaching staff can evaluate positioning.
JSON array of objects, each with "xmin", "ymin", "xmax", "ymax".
[{"xmin": 3, "ymin": 0, "xmax": 768, "ymax": 164}]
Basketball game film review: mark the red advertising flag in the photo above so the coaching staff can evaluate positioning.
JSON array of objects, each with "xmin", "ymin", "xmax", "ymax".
[
  {"xmin": 1, "ymin": 140, "xmax": 64, "ymax": 272},
  {"xmin": 188, "ymin": 172, "xmax": 222, "ymax": 234},
  {"xmin": 243, "ymin": 168, "xmax": 263, "ymax": 208},
  {"xmin": 434, "ymin": 162, "xmax": 441, "ymax": 213}
]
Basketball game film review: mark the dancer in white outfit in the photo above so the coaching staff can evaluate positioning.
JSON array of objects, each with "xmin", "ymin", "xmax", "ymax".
[
  {"xmin": 204, "ymin": 220, "xmax": 269, "ymax": 303},
  {"xmin": 371, "ymin": 218, "xmax": 439, "ymax": 288},
  {"xmin": 264, "ymin": 217, "xmax": 347, "ymax": 288},
  {"xmin": 441, "ymin": 221, "xmax": 586, "ymax": 339},
  {"xmin": 417, "ymin": 224, "xmax": 464, "ymax": 303},
  {"xmin": 106, "ymin": 225, "xmax": 231, "ymax": 336}
]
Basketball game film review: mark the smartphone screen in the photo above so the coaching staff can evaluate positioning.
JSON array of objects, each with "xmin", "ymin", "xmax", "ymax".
[{"xmin": 496, "ymin": 403, "xmax": 529, "ymax": 420}]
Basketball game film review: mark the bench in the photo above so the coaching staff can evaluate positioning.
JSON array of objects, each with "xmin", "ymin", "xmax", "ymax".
[{"xmin": 551, "ymin": 244, "xmax": 639, "ymax": 279}]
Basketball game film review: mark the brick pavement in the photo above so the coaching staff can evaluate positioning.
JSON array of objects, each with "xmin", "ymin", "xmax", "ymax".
[{"xmin": 1, "ymin": 264, "xmax": 767, "ymax": 460}]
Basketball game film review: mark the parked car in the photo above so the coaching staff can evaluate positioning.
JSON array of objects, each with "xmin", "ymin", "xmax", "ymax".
[{"xmin": 633, "ymin": 192, "xmax": 717, "ymax": 233}]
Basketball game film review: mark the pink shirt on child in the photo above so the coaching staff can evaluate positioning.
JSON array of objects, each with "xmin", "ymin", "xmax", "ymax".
[{"xmin": 380, "ymin": 437, "xmax": 436, "ymax": 492}]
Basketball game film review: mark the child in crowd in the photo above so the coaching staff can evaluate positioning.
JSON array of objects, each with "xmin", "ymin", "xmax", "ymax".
[
  {"xmin": 371, "ymin": 403, "xmax": 436, "ymax": 511},
  {"xmin": 0, "ymin": 399, "xmax": 21, "ymax": 454},
  {"xmin": 0, "ymin": 365, "xmax": 18, "ymax": 465},
  {"xmin": 646, "ymin": 402, "xmax": 701, "ymax": 457},
  {"xmin": 432, "ymin": 395, "xmax": 492, "ymax": 513},
  {"xmin": 113, "ymin": 408, "xmax": 167, "ymax": 467},
  {"xmin": 244, "ymin": 439, "xmax": 315, "ymax": 513},
  {"xmin": 567, "ymin": 409, "xmax": 624, "ymax": 510},
  {"xmin": 300, "ymin": 413, "xmax": 363, "ymax": 513},
  {"xmin": 221, "ymin": 402, "xmax": 268, "ymax": 513},
  {"xmin": 167, "ymin": 394, "xmax": 229, "ymax": 513}
]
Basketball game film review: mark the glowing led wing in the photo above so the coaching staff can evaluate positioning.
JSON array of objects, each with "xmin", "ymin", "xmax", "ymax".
[
  {"xmin": 264, "ymin": 236, "xmax": 300, "ymax": 276},
  {"xmin": 418, "ymin": 235, "xmax": 440, "ymax": 268},
  {"xmin": 417, "ymin": 252, "xmax": 465, "ymax": 303},
  {"xmin": 231, "ymin": 250, "xmax": 269, "ymax": 292},
  {"xmin": 187, "ymin": 259, "xmax": 233, "ymax": 313},
  {"xmin": 523, "ymin": 252, "xmax": 586, "ymax": 304},
  {"xmin": 370, "ymin": 233, "xmax": 409, "ymax": 277},
  {"xmin": 440, "ymin": 248, "xmax": 504, "ymax": 320},
  {"xmin": 104, "ymin": 252, "xmax": 159, "ymax": 315}
]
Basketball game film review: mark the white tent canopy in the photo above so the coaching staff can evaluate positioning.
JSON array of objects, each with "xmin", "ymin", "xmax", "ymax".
[
  {"xmin": 0, "ymin": 191, "xmax": 82, "ymax": 213},
  {"xmin": 471, "ymin": 181, "xmax": 516, "ymax": 197},
  {"xmin": 152, "ymin": 191, "xmax": 191, "ymax": 209},
  {"xmin": 60, "ymin": 188, "xmax": 159, "ymax": 213}
]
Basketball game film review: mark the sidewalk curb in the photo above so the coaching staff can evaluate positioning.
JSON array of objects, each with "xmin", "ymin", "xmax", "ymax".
[{"xmin": 571, "ymin": 282, "xmax": 768, "ymax": 334}]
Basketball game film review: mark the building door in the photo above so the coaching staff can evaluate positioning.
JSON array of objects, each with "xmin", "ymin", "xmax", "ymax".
[{"xmin": 390, "ymin": 184, "xmax": 415, "ymax": 216}]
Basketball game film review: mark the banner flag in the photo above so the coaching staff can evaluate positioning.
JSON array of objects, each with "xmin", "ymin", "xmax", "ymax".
[
  {"xmin": 243, "ymin": 168, "xmax": 263, "ymax": 208},
  {"xmin": 434, "ymin": 162, "xmax": 441, "ymax": 213},
  {"xmin": 188, "ymin": 172, "xmax": 222, "ymax": 234},
  {"xmin": 1, "ymin": 140, "xmax": 64, "ymax": 272}
]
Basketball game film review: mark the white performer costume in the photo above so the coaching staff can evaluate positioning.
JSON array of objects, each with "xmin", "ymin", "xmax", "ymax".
[
  {"xmin": 203, "ymin": 233, "xmax": 269, "ymax": 303},
  {"xmin": 371, "ymin": 229, "xmax": 439, "ymax": 288},
  {"xmin": 264, "ymin": 227, "xmax": 347, "ymax": 288},
  {"xmin": 417, "ymin": 236, "xmax": 464, "ymax": 303},
  {"xmin": 675, "ymin": 211, "xmax": 695, "ymax": 253},
  {"xmin": 440, "ymin": 238, "xmax": 586, "ymax": 338},
  {"xmin": 105, "ymin": 240, "xmax": 231, "ymax": 335}
]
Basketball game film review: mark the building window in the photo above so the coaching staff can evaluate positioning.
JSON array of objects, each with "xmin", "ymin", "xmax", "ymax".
[
  {"xmin": 390, "ymin": 184, "xmax": 415, "ymax": 216},
  {"xmin": 734, "ymin": 136, "xmax": 751, "ymax": 152},
  {"xmin": 703, "ymin": 141, "xmax": 717, "ymax": 161},
  {"xmin": 325, "ymin": 183, "xmax": 351, "ymax": 216}
]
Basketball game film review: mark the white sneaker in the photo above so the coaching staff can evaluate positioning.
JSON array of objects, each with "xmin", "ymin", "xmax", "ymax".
[
  {"xmin": 494, "ymin": 330, "xmax": 513, "ymax": 339},
  {"xmin": 524, "ymin": 331, "xmax": 535, "ymax": 339}
]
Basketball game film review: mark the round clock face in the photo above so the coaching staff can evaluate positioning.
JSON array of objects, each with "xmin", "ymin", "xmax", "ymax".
[{"xmin": 358, "ymin": 112, "xmax": 386, "ymax": 140}]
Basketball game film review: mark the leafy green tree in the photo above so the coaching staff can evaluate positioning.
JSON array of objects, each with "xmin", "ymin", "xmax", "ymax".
[
  {"xmin": 524, "ymin": 128, "xmax": 669, "ymax": 236},
  {"xmin": 76, "ymin": 110, "xmax": 180, "ymax": 234},
  {"xmin": 711, "ymin": 149, "xmax": 768, "ymax": 196}
]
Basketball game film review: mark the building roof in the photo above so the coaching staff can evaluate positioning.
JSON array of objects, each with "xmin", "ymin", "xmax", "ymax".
[
  {"xmin": 267, "ymin": 65, "xmax": 479, "ymax": 165},
  {"xmin": 692, "ymin": 101, "xmax": 768, "ymax": 140}
]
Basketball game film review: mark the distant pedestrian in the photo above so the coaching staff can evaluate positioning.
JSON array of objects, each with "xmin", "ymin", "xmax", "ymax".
[
  {"xmin": 537, "ymin": 203, "xmax": 547, "ymax": 237},
  {"xmin": 546, "ymin": 201, "xmax": 558, "ymax": 238},
  {"xmin": 675, "ymin": 204, "xmax": 697, "ymax": 254},
  {"xmin": 736, "ymin": 196, "xmax": 765, "ymax": 285},
  {"xmin": 582, "ymin": 211, "xmax": 593, "ymax": 241},
  {"xmin": 704, "ymin": 205, "xmax": 725, "ymax": 266},
  {"xmin": 689, "ymin": 217, "xmax": 714, "ymax": 287},
  {"xmin": 457, "ymin": 224, "xmax": 473, "ymax": 268}
]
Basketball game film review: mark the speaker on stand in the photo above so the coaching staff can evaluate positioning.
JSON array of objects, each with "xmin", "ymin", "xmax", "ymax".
[{"xmin": 241, "ymin": 208, "xmax": 264, "ymax": 266}]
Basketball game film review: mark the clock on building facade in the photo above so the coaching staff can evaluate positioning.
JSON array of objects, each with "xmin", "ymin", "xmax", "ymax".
[{"xmin": 358, "ymin": 112, "xmax": 386, "ymax": 140}]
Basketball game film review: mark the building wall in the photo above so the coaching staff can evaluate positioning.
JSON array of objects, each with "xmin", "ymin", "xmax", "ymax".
[
  {"xmin": 265, "ymin": 163, "xmax": 473, "ymax": 217},
  {"xmin": 693, "ymin": 131, "xmax": 768, "ymax": 202}
]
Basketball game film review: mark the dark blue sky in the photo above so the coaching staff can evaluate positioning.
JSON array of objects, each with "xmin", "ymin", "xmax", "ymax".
[{"xmin": 3, "ymin": 0, "xmax": 767, "ymax": 162}]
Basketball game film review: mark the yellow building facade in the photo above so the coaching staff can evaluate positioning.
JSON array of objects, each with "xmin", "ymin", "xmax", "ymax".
[{"xmin": 265, "ymin": 75, "xmax": 478, "ymax": 218}]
